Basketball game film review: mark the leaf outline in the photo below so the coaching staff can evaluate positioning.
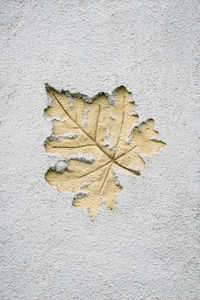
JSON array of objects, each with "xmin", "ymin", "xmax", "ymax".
[{"xmin": 44, "ymin": 85, "xmax": 166, "ymax": 217}]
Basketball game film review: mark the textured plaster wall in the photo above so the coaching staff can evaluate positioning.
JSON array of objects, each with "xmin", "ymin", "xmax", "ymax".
[{"xmin": 0, "ymin": 1, "xmax": 199, "ymax": 299}]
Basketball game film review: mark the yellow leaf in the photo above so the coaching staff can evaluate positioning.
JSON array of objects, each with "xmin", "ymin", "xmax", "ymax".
[{"xmin": 44, "ymin": 85, "xmax": 166, "ymax": 217}]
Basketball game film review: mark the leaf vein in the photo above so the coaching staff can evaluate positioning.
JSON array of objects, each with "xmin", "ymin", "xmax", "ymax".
[
  {"xmin": 52, "ymin": 144, "xmax": 95, "ymax": 149},
  {"xmin": 78, "ymin": 161, "xmax": 111, "ymax": 179},
  {"xmin": 99, "ymin": 162, "xmax": 113, "ymax": 193},
  {"xmin": 95, "ymin": 105, "xmax": 100, "ymax": 141},
  {"xmin": 114, "ymin": 96, "xmax": 126, "ymax": 158}
]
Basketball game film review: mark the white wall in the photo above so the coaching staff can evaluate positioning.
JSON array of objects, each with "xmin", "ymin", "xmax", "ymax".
[{"xmin": 0, "ymin": 1, "xmax": 199, "ymax": 299}]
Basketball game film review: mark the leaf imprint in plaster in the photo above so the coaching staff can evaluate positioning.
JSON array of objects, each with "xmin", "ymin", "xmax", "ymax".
[{"xmin": 44, "ymin": 85, "xmax": 166, "ymax": 217}]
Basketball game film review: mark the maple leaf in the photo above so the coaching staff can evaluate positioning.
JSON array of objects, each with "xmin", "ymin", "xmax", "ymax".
[{"xmin": 44, "ymin": 85, "xmax": 166, "ymax": 217}]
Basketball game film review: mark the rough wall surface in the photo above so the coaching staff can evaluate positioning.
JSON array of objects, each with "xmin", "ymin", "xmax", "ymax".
[{"xmin": 0, "ymin": 0, "xmax": 199, "ymax": 299}]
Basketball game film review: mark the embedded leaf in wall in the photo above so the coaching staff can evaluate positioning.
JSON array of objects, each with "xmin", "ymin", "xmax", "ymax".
[{"xmin": 44, "ymin": 85, "xmax": 166, "ymax": 217}]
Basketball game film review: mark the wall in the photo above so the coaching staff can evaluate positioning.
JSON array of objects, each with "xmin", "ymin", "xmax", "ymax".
[{"xmin": 0, "ymin": 1, "xmax": 199, "ymax": 299}]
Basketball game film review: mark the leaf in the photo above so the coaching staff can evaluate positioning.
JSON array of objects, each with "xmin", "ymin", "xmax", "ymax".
[{"xmin": 44, "ymin": 85, "xmax": 166, "ymax": 217}]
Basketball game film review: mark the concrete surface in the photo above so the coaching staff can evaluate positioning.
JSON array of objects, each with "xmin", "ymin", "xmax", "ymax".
[{"xmin": 0, "ymin": 0, "xmax": 199, "ymax": 299}]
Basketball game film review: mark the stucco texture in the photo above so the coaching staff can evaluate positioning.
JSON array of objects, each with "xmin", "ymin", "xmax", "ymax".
[{"xmin": 0, "ymin": 0, "xmax": 199, "ymax": 299}]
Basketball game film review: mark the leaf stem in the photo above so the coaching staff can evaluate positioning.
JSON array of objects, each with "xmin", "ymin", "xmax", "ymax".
[{"xmin": 114, "ymin": 161, "xmax": 140, "ymax": 176}]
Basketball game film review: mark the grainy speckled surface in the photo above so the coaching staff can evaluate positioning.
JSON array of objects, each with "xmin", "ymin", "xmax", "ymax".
[{"xmin": 0, "ymin": 1, "xmax": 199, "ymax": 299}]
